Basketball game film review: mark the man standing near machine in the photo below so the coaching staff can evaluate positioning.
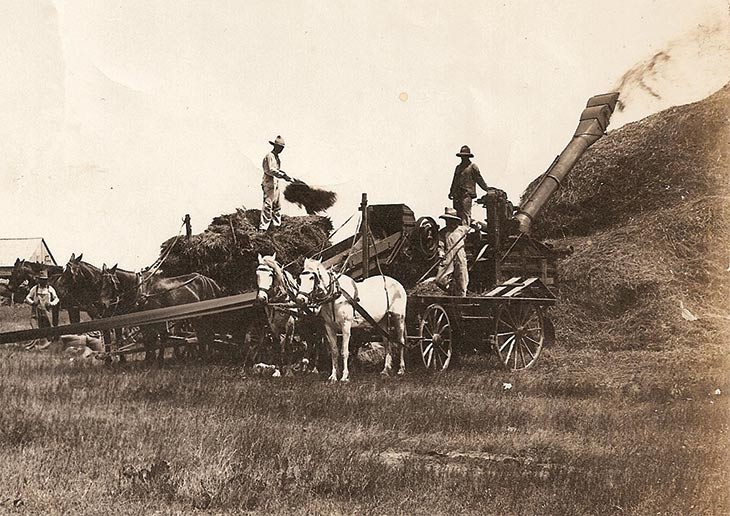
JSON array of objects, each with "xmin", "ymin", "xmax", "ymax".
[
  {"xmin": 434, "ymin": 208, "xmax": 472, "ymax": 296},
  {"xmin": 449, "ymin": 145, "xmax": 489, "ymax": 225}
]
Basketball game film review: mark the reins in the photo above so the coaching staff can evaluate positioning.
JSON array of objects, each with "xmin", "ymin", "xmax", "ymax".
[{"xmin": 136, "ymin": 274, "xmax": 205, "ymax": 307}]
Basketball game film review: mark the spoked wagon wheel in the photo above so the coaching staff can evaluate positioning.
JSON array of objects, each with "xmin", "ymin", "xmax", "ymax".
[
  {"xmin": 419, "ymin": 304, "xmax": 453, "ymax": 372},
  {"xmin": 494, "ymin": 303, "xmax": 548, "ymax": 370}
]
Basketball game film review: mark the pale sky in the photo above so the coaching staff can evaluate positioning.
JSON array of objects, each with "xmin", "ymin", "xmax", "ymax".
[{"xmin": 1, "ymin": 1, "xmax": 728, "ymax": 269}]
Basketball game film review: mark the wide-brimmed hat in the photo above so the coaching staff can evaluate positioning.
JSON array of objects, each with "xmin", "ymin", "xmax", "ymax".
[
  {"xmin": 439, "ymin": 207, "xmax": 461, "ymax": 221},
  {"xmin": 456, "ymin": 145, "xmax": 473, "ymax": 158},
  {"xmin": 38, "ymin": 270, "xmax": 49, "ymax": 280},
  {"xmin": 269, "ymin": 135, "xmax": 286, "ymax": 148}
]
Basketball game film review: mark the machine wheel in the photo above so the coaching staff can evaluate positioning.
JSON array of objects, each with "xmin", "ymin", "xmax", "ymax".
[
  {"xmin": 243, "ymin": 318, "xmax": 274, "ymax": 367},
  {"xmin": 494, "ymin": 303, "xmax": 547, "ymax": 370},
  {"xmin": 412, "ymin": 217, "xmax": 439, "ymax": 260},
  {"xmin": 419, "ymin": 304, "xmax": 453, "ymax": 372}
]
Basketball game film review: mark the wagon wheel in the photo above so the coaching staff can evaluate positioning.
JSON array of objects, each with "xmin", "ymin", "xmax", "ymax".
[
  {"xmin": 494, "ymin": 303, "xmax": 547, "ymax": 370},
  {"xmin": 413, "ymin": 217, "xmax": 439, "ymax": 260},
  {"xmin": 166, "ymin": 320, "xmax": 198, "ymax": 359},
  {"xmin": 243, "ymin": 318, "xmax": 274, "ymax": 367},
  {"xmin": 419, "ymin": 304, "xmax": 453, "ymax": 371}
]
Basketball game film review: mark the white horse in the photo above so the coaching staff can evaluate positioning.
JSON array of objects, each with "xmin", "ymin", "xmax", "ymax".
[
  {"xmin": 295, "ymin": 258, "xmax": 407, "ymax": 382},
  {"xmin": 255, "ymin": 253, "xmax": 299, "ymax": 375}
]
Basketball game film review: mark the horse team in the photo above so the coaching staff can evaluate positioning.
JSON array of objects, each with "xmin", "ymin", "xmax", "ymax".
[{"xmin": 8, "ymin": 252, "xmax": 409, "ymax": 381}]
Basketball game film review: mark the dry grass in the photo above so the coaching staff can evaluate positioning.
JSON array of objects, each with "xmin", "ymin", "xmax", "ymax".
[
  {"xmin": 551, "ymin": 196, "xmax": 730, "ymax": 350},
  {"xmin": 0, "ymin": 326, "xmax": 727, "ymax": 514}
]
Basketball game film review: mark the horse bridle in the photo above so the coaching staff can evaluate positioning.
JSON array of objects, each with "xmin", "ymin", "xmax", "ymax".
[
  {"xmin": 256, "ymin": 264, "xmax": 276, "ymax": 298},
  {"xmin": 257, "ymin": 263, "xmax": 300, "ymax": 303},
  {"xmin": 101, "ymin": 269, "xmax": 145, "ymax": 315},
  {"xmin": 101, "ymin": 269, "xmax": 126, "ymax": 316},
  {"xmin": 299, "ymin": 268, "xmax": 341, "ymax": 306}
]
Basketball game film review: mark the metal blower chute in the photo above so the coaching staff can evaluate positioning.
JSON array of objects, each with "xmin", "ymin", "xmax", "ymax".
[
  {"xmin": 513, "ymin": 92, "xmax": 620, "ymax": 234},
  {"xmin": 466, "ymin": 92, "xmax": 620, "ymax": 291}
]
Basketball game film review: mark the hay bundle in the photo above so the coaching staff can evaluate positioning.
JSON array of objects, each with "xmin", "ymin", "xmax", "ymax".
[
  {"xmin": 159, "ymin": 209, "xmax": 332, "ymax": 293},
  {"xmin": 283, "ymin": 181, "xmax": 337, "ymax": 214},
  {"xmin": 522, "ymin": 83, "xmax": 730, "ymax": 349}
]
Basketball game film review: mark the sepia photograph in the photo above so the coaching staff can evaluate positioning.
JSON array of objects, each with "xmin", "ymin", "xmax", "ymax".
[{"xmin": 0, "ymin": 1, "xmax": 728, "ymax": 514}]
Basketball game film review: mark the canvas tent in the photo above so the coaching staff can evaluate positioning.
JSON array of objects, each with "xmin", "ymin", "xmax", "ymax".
[{"xmin": 0, "ymin": 238, "xmax": 57, "ymax": 279}]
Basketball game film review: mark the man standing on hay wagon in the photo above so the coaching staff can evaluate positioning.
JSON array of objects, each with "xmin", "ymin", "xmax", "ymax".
[
  {"xmin": 449, "ymin": 145, "xmax": 489, "ymax": 225},
  {"xmin": 435, "ymin": 207, "xmax": 472, "ymax": 296},
  {"xmin": 259, "ymin": 135, "xmax": 293, "ymax": 232},
  {"xmin": 24, "ymin": 270, "xmax": 60, "ymax": 349}
]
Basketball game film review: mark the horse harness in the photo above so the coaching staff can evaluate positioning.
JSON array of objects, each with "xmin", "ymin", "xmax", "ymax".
[
  {"xmin": 256, "ymin": 263, "xmax": 299, "ymax": 304},
  {"xmin": 136, "ymin": 274, "xmax": 208, "ymax": 307},
  {"xmin": 103, "ymin": 270, "xmax": 143, "ymax": 315},
  {"xmin": 105, "ymin": 271, "xmax": 207, "ymax": 312},
  {"xmin": 302, "ymin": 268, "xmax": 393, "ymax": 341}
]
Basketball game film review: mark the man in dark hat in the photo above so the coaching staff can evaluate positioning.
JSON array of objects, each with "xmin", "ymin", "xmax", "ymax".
[
  {"xmin": 24, "ymin": 270, "xmax": 60, "ymax": 349},
  {"xmin": 259, "ymin": 135, "xmax": 293, "ymax": 231},
  {"xmin": 449, "ymin": 145, "xmax": 489, "ymax": 225}
]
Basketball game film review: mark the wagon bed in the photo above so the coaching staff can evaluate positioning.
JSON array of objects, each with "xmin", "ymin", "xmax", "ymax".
[{"xmin": 407, "ymin": 276, "xmax": 556, "ymax": 372}]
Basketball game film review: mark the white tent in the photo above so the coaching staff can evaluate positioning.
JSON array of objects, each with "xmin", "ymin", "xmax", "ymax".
[{"xmin": 0, "ymin": 238, "xmax": 57, "ymax": 278}]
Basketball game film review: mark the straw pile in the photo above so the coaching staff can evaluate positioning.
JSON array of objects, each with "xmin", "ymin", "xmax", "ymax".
[
  {"xmin": 159, "ymin": 209, "xmax": 332, "ymax": 293},
  {"xmin": 525, "ymin": 83, "xmax": 730, "ymax": 349},
  {"xmin": 283, "ymin": 181, "xmax": 337, "ymax": 214}
]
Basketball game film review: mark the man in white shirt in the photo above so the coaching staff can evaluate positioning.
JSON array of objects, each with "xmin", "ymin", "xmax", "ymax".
[
  {"xmin": 434, "ymin": 208, "xmax": 473, "ymax": 296},
  {"xmin": 260, "ymin": 135, "xmax": 293, "ymax": 231},
  {"xmin": 24, "ymin": 270, "xmax": 60, "ymax": 349}
]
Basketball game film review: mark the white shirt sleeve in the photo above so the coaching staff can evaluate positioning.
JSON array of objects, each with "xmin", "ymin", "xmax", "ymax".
[
  {"xmin": 49, "ymin": 286, "xmax": 60, "ymax": 306},
  {"xmin": 263, "ymin": 153, "xmax": 279, "ymax": 177},
  {"xmin": 24, "ymin": 286, "xmax": 37, "ymax": 305}
]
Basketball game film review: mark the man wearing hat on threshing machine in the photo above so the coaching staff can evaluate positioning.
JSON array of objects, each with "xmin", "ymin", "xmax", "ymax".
[
  {"xmin": 259, "ymin": 135, "xmax": 294, "ymax": 232},
  {"xmin": 449, "ymin": 145, "xmax": 489, "ymax": 225},
  {"xmin": 434, "ymin": 207, "xmax": 473, "ymax": 296},
  {"xmin": 24, "ymin": 270, "xmax": 60, "ymax": 349}
]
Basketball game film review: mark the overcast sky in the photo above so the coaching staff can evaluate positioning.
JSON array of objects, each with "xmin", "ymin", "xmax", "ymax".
[{"xmin": 1, "ymin": 1, "xmax": 728, "ymax": 269}]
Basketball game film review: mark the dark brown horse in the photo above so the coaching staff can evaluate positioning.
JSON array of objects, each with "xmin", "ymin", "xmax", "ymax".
[
  {"xmin": 8, "ymin": 258, "xmax": 80, "ymax": 324},
  {"xmin": 55, "ymin": 254, "xmax": 104, "ymax": 320},
  {"xmin": 99, "ymin": 264, "xmax": 223, "ymax": 361}
]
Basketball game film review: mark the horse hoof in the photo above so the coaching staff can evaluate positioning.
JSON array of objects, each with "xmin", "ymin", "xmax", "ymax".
[
  {"xmin": 340, "ymin": 377, "xmax": 350, "ymax": 383},
  {"xmin": 397, "ymin": 370, "xmax": 406, "ymax": 377}
]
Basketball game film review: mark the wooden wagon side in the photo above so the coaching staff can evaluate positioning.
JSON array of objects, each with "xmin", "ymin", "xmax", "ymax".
[{"xmin": 407, "ymin": 277, "xmax": 556, "ymax": 372}]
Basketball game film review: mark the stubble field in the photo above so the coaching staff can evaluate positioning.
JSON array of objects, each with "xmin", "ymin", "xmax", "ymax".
[{"xmin": 0, "ymin": 304, "xmax": 728, "ymax": 515}]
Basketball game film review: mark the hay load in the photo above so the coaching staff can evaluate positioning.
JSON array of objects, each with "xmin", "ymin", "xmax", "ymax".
[
  {"xmin": 526, "ymin": 83, "xmax": 730, "ymax": 349},
  {"xmin": 159, "ymin": 209, "xmax": 332, "ymax": 293},
  {"xmin": 283, "ymin": 181, "xmax": 337, "ymax": 214}
]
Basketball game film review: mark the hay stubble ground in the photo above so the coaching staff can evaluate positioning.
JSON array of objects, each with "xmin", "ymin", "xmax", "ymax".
[{"xmin": 0, "ymin": 307, "xmax": 727, "ymax": 515}]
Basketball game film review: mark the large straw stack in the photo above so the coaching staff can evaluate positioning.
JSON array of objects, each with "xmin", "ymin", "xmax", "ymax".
[{"xmin": 524, "ymin": 83, "xmax": 730, "ymax": 349}]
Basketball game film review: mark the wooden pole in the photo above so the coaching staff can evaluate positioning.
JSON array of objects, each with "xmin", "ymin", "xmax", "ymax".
[
  {"xmin": 184, "ymin": 214, "xmax": 192, "ymax": 238},
  {"xmin": 360, "ymin": 193, "xmax": 369, "ymax": 279}
]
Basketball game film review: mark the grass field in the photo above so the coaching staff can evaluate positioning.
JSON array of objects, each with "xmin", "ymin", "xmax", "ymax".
[{"xmin": 0, "ymin": 304, "xmax": 728, "ymax": 515}]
